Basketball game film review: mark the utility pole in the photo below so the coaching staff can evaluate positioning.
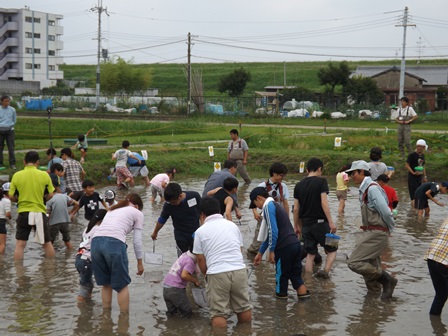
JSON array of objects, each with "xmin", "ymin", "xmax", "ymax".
[
  {"xmin": 396, "ymin": 6, "xmax": 415, "ymax": 99},
  {"xmin": 283, "ymin": 61, "xmax": 286, "ymax": 87},
  {"xmin": 187, "ymin": 32, "xmax": 191, "ymax": 114},
  {"xmin": 91, "ymin": 0, "xmax": 108, "ymax": 110}
]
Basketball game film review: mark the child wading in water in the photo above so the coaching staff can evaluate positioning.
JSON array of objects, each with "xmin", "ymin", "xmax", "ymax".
[
  {"xmin": 112, "ymin": 140, "xmax": 141, "ymax": 190},
  {"xmin": 72, "ymin": 128, "xmax": 95, "ymax": 163},
  {"xmin": 75, "ymin": 209, "xmax": 107, "ymax": 302},
  {"xmin": 0, "ymin": 184, "xmax": 11, "ymax": 254},
  {"xmin": 163, "ymin": 243, "xmax": 200, "ymax": 317}
]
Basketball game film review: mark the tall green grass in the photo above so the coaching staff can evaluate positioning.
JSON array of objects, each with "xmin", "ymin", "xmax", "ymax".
[{"xmin": 61, "ymin": 59, "xmax": 448, "ymax": 96}]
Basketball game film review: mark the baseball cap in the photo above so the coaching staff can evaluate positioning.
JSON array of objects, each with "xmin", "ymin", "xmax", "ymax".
[
  {"xmin": 105, "ymin": 189, "xmax": 116, "ymax": 200},
  {"xmin": 390, "ymin": 104, "xmax": 397, "ymax": 109},
  {"xmin": 345, "ymin": 160, "xmax": 370, "ymax": 173},
  {"xmin": 249, "ymin": 187, "xmax": 267, "ymax": 209},
  {"xmin": 376, "ymin": 174, "xmax": 390, "ymax": 183},
  {"xmin": 442, "ymin": 182, "xmax": 448, "ymax": 188},
  {"xmin": 2, "ymin": 182, "xmax": 10, "ymax": 191}
]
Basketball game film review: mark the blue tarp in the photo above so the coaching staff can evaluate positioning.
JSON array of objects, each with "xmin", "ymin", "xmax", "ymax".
[
  {"xmin": 206, "ymin": 104, "xmax": 224, "ymax": 115},
  {"xmin": 25, "ymin": 99, "xmax": 53, "ymax": 111}
]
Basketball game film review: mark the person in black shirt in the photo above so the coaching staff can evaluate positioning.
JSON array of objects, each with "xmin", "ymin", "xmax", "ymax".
[
  {"xmin": 151, "ymin": 183, "xmax": 201, "ymax": 256},
  {"xmin": 405, "ymin": 139, "xmax": 427, "ymax": 207},
  {"xmin": 414, "ymin": 181, "xmax": 448, "ymax": 217},
  {"xmin": 71, "ymin": 180, "xmax": 108, "ymax": 221},
  {"xmin": 293, "ymin": 158, "xmax": 337, "ymax": 279},
  {"xmin": 207, "ymin": 177, "xmax": 240, "ymax": 221}
]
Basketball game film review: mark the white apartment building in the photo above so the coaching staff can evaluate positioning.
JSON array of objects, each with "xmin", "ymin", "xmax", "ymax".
[{"xmin": 0, "ymin": 7, "xmax": 63, "ymax": 89}]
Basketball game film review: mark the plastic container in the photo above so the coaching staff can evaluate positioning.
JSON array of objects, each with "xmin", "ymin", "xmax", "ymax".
[
  {"xmin": 325, "ymin": 233, "xmax": 341, "ymax": 248},
  {"xmin": 414, "ymin": 166, "xmax": 424, "ymax": 175},
  {"xmin": 393, "ymin": 209, "xmax": 398, "ymax": 216},
  {"xmin": 387, "ymin": 166, "xmax": 395, "ymax": 171}
]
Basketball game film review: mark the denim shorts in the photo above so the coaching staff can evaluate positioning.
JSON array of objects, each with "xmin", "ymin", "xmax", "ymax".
[
  {"xmin": 91, "ymin": 236, "xmax": 130, "ymax": 292},
  {"xmin": 75, "ymin": 253, "xmax": 94, "ymax": 298}
]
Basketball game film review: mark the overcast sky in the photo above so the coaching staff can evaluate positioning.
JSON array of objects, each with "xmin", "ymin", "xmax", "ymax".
[{"xmin": 3, "ymin": 0, "xmax": 447, "ymax": 65}]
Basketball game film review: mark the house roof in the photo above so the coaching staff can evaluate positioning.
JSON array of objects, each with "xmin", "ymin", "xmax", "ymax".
[{"xmin": 353, "ymin": 65, "xmax": 448, "ymax": 86}]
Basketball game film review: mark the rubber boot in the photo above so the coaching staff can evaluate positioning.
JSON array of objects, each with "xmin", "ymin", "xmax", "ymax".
[{"xmin": 377, "ymin": 271, "xmax": 398, "ymax": 300}]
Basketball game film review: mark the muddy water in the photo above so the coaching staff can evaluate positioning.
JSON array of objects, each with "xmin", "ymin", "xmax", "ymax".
[{"xmin": 0, "ymin": 177, "xmax": 447, "ymax": 336}]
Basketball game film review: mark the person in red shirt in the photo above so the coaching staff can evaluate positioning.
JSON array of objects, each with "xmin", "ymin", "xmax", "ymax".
[{"xmin": 376, "ymin": 174, "xmax": 398, "ymax": 211}]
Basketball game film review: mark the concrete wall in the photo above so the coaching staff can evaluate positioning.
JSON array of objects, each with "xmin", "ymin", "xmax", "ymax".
[{"xmin": 0, "ymin": 80, "xmax": 40, "ymax": 95}]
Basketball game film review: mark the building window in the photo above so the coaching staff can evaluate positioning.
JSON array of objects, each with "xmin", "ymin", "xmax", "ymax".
[
  {"xmin": 25, "ymin": 63, "xmax": 32, "ymax": 69},
  {"xmin": 25, "ymin": 17, "xmax": 40, "ymax": 23},
  {"xmin": 34, "ymin": 64, "xmax": 41, "ymax": 69},
  {"xmin": 48, "ymin": 35, "xmax": 55, "ymax": 41},
  {"xmin": 34, "ymin": 33, "xmax": 41, "ymax": 38},
  {"xmin": 25, "ymin": 32, "xmax": 32, "ymax": 38},
  {"xmin": 49, "ymin": 65, "xmax": 55, "ymax": 71},
  {"xmin": 48, "ymin": 50, "xmax": 55, "ymax": 56},
  {"xmin": 34, "ymin": 49, "xmax": 41, "ymax": 54},
  {"xmin": 25, "ymin": 48, "xmax": 33, "ymax": 54},
  {"xmin": 48, "ymin": 20, "xmax": 55, "ymax": 26}
]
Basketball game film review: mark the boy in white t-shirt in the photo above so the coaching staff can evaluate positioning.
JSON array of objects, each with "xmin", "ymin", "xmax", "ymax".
[{"xmin": 112, "ymin": 140, "xmax": 141, "ymax": 190}]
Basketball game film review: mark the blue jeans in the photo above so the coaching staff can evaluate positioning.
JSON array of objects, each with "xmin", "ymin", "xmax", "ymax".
[
  {"xmin": 428, "ymin": 259, "xmax": 448, "ymax": 315},
  {"xmin": 91, "ymin": 236, "xmax": 130, "ymax": 292},
  {"xmin": 0, "ymin": 129, "xmax": 15, "ymax": 166},
  {"xmin": 75, "ymin": 254, "xmax": 94, "ymax": 298}
]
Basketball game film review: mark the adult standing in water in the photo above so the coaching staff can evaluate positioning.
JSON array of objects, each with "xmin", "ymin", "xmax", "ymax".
[
  {"xmin": 0, "ymin": 95, "xmax": 17, "ymax": 169},
  {"xmin": 405, "ymin": 139, "xmax": 427, "ymax": 207},
  {"xmin": 91, "ymin": 194, "xmax": 144, "ymax": 312},
  {"xmin": 227, "ymin": 129, "xmax": 251, "ymax": 184},
  {"xmin": 345, "ymin": 160, "xmax": 397, "ymax": 299}
]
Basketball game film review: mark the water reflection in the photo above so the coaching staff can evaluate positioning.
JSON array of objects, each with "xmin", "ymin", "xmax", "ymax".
[{"xmin": 0, "ymin": 177, "xmax": 446, "ymax": 335}]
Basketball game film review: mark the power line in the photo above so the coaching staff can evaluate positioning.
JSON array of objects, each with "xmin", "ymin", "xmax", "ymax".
[{"xmin": 195, "ymin": 39, "xmax": 447, "ymax": 59}]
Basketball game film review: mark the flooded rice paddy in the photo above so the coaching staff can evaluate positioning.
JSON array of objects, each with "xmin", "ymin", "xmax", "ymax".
[{"xmin": 0, "ymin": 177, "xmax": 447, "ymax": 336}]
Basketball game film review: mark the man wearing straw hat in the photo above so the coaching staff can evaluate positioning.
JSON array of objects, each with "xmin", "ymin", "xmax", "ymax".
[{"xmin": 345, "ymin": 160, "xmax": 397, "ymax": 300}]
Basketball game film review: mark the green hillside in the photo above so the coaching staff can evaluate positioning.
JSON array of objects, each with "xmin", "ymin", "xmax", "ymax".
[{"xmin": 61, "ymin": 59, "xmax": 448, "ymax": 96}]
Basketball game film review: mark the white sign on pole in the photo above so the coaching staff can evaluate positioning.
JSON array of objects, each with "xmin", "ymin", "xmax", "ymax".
[
  {"xmin": 299, "ymin": 162, "xmax": 305, "ymax": 173},
  {"xmin": 214, "ymin": 162, "xmax": 221, "ymax": 172},
  {"xmin": 208, "ymin": 146, "xmax": 214, "ymax": 157},
  {"xmin": 334, "ymin": 137, "xmax": 342, "ymax": 147}
]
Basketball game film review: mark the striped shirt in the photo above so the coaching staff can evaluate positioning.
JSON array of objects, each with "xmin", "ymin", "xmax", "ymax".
[{"xmin": 424, "ymin": 219, "xmax": 448, "ymax": 265}]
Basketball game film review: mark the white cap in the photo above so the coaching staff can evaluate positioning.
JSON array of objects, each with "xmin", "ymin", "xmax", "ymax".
[
  {"xmin": 416, "ymin": 139, "xmax": 428, "ymax": 150},
  {"xmin": 2, "ymin": 182, "xmax": 10, "ymax": 191},
  {"xmin": 345, "ymin": 160, "xmax": 370, "ymax": 173}
]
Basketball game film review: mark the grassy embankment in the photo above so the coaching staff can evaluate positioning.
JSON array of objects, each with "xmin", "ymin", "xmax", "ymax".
[
  {"xmin": 7, "ymin": 116, "xmax": 448, "ymax": 185},
  {"xmin": 61, "ymin": 59, "xmax": 448, "ymax": 96}
]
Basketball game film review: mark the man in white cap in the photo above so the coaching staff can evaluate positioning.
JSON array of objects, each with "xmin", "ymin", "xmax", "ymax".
[
  {"xmin": 345, "ymin": 160, "xmax": 397, "ymax": 300},
  {"xmin": 405, "ymin": 139, "xmax": 427, "ymax": 207}
]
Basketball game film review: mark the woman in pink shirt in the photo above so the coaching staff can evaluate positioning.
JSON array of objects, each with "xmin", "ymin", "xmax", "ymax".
[{"xmin": 91, "ymin": 193, "xmax": 144, "ymax": 312}]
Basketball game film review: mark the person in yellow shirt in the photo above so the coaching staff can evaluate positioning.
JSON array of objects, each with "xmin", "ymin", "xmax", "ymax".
[
  {"xmin": 336, "ymin": 164, "xmax": 351, "ymax": 215},
  {"xmin": 9, "ymin": 151, "xmax": 55, "ymax": 260}
]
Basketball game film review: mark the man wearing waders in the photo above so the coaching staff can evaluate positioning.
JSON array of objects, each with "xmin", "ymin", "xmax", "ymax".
[{"xmin": 346, "ymin": 160, "xmax": 397, "ymax": 300}]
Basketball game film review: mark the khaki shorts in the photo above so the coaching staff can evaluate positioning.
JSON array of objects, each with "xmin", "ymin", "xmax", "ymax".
[
  {"xmin": 336, "ymin": 190, "xmax": 347, "ymax": 201},
  {"xmin": 206, "ymin": 268, "xmax": 252, "ymax": 319}
]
